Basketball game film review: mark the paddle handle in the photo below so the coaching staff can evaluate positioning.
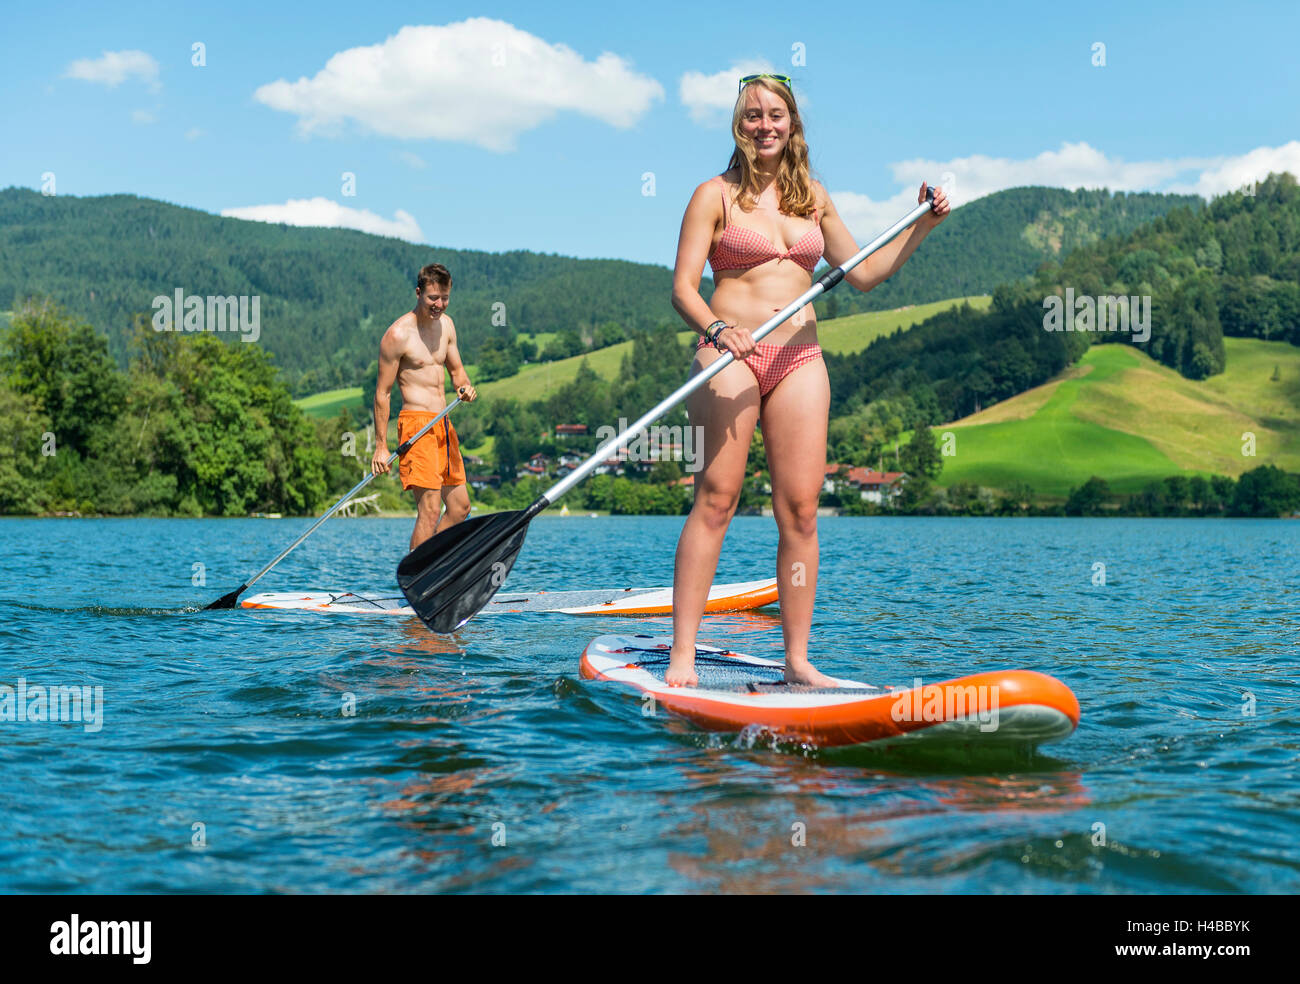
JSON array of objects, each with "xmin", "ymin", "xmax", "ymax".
[
  {"xmin": 541, "ymin": 191, "xmax": 936, "ymax": 504},
  {"xmin": 229, "ymin": 397, "xmax": 462, "ymax": 596}
]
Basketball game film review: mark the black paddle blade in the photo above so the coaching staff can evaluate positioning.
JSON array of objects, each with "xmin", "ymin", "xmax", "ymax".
[
  {"xmin": 397, "ymin": 510, "xmax": 530, "ymax": 632},
  {"xmin": 203, "ymin": 584, "xmax": 249, "ymax": 610}
]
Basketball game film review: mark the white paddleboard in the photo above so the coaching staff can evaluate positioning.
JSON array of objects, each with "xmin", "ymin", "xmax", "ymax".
[{"xmin": 242, "ymin": 578, "xmax": 779, "ymax": 616}]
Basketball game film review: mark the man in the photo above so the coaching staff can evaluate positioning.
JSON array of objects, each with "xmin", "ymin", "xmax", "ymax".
[{"xmin": 371, "ymin": 263, "xmax": 478, "ymax": 550}]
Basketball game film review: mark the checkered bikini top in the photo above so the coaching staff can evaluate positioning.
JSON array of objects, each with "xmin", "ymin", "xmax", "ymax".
[{"xmin": 708, "ymin": 176, "xmax": 823, "ymax": 273}]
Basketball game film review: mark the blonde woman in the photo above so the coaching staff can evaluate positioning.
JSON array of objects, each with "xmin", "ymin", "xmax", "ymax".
[{"xmin": 667, "ymin": 73, "xmax": 949, "ymax": 686}]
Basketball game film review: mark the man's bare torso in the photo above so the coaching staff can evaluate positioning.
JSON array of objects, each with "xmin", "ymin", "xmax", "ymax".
[{"xmin": 388, "ymin": 311, "xmax": 453, "ymax": 413}]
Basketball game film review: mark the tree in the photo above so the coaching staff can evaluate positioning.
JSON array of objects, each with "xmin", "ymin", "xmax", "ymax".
[
  {"xmin": 899, "ymin": 427, "xmax": 942, "ymax": 480},
  {"xmin": 997, "ymin": 481, "xmax": 1035, "ymax": 515},
  {"xmin": 125, "ymin": 331, "xmax": 328, "ymax": 515},
  {"xmin": 2, "ymin": 297, "xmax": 126, "ymax": 453},
  {"xmin": 1230, "ymin": 465, "xmax": 1300, "ymax": 517},
  {"xmin": 0, "ymin": 383, "xmax": 51, "ymax": 513},
  {"xmin": 515, "ymin": 336, "xmax": 538, "ymax": 363},
  {"xmin": 542, "ymin": 329, "xmax": 584, "ymax": 362},
  {"xmin": 1065, "ymin": 476, "xmax": 1111, "ymax": 516},
  {"xmin": 894, "ymin": 475, "xmax": 933, "ymax": 513},
  {"xmin": 1211, "ymin": 475, "xmax": 1237, "ymax": 512},
  {"xmin": 1187, "ymin": 475, "xmax": 1211, "ymax": 514},
  {"xmin": 595, "ymin": 321, "xmax": 625, "ymax": 348},
  {"xmin": 476, "ymin": 338, "xmax": 520, "ymax": 382},
  {"xmin": 649, "ymin": 458, "xmax": 682, "ymax": 484},
  {"xmin": 454, "ymin": 410, "xmax": 485, "ymax": 450},
  {"xmin": 747, "ymin": 429, "xmax": 767, "ymax": 477},
  {"xmin": 1162, "ymin": 475, "xmax": 1190, "ymax": 514}
]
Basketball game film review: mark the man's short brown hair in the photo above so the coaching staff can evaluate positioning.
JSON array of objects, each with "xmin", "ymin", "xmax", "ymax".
[{"xmin": 417, "ymin": 263, "xmax": 452, "ymax": 292}]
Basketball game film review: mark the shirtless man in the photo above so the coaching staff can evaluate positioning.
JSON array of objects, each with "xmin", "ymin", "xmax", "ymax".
[{"xmin": 371, "ymin": 263, "xmax": 478, "ymax": 551}]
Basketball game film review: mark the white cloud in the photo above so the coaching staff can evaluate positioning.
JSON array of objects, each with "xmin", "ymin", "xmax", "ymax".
[
  {"xmin": 1170, "ymin": 141, "xmax": 1300, "ymax": 198},
  {"xmin": 679, "ymin": 60, "xmax": 774, "ymax": 124},
  {"xmin": 220, "ymin": 198, "xmax": 424, "ymax": 242},
  {"xmin": 64, "ymin": 50, "xmax": 160, "ymax": 90},
  {"xmin": 131, "ymin": 109, "xmax": 156, "ymax": 125},
  {"xmin": 831, "ymin": 141, "xmax": 1300, "ymax": 240},
  {"xmin": 397, "ymin": 150, "xmax": 427, "ymax": 169},
  {"xmin": 253, "ymin": 19, "xmax": 663, "ymax": 152},
  {"xmin": 185, "ymin": 127, "xmax": 205, "ymax": 141}
]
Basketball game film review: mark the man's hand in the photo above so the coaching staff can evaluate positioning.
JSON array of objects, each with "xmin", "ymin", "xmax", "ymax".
[
  {"xmin": 457, "ymin": 384, "xmax": 478, "ymax": 402},
  {"xmin": 371, "ymin": 445, "xmax": 391, "ymax": 476}
]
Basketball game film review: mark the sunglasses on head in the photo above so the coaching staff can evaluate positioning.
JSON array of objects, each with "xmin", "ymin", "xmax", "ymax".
[{"xmin": 738, "ymin": 73, "xmax": 792, "ymax": 93}]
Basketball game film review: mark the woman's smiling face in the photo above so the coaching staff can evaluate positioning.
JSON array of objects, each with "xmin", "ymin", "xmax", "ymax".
[{"xmin": 739, "ymin": 85, "xmax": 791, "ymax": 165}]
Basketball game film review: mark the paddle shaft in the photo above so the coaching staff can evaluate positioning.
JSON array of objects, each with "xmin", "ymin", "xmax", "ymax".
[
  {"xmin": 542, "ymin": 192, "xmax": 936, "ymax": 504},
  {"xmin": 205, "ymin": 397, "xmax": 462, "ymax": 607}
]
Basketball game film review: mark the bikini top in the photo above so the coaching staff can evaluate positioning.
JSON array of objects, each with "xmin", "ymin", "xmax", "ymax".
[{"xmin": 708, "ymin": 176, "xmax": 824, "ymax": 274}]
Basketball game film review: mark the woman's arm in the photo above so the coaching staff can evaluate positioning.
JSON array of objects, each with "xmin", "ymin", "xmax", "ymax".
[
  {"xmin": 670, "ymin": 179, "xmax": 757, "ymax": 357},
  {"xmin": 818, "ymin": 182, "xmax": 949, "ymax": 293},
  {"xmin": 670, "ymin": 179, "xmax": 728, "ymax": 335}
]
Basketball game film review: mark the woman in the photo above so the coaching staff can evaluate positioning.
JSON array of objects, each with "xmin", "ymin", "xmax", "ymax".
[{"xmin": 667, "ymin": 73, "xmax": 949, "ymax": 687}]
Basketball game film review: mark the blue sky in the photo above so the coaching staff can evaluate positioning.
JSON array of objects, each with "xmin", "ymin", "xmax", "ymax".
[{"xmin": 3, "ymin": 0, "xmax": 1297, "ymax": 267}]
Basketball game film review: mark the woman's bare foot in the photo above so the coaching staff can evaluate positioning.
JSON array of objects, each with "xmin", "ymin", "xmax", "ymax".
[
  {"xmin": 666, "ymin": 647, "xmax": 699, "ymax": 687},
  {"xmin": 784, "ymin": 659, "xmax": 838, "ymax": 688}
]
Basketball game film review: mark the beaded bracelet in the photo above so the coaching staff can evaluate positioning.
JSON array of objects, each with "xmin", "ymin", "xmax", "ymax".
[{"xmin": 703, "ymin": 320, "xmax": 730, "ymax": 350}]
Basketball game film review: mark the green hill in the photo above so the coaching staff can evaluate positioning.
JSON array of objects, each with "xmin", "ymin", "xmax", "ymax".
[
  {"xmin": 0, "ymin": 184, "xmax": 1195, "ymax": 396},
  {"xmin": 0, "ymin": 187, "xmax": 689, "ymax": 393},
  {"xmin": 936, "ymin": 338, "xmax": 1300, "ymax": 496},
  {"xmin": 299, "ymin": 295, "xmax": 994, "ymax": 414},
  {"xmin": 827, "ymin": 173, "xmax": 1300, "ymax": 425},
  {"xmin": 818, "ymin": 295, "xmax": 991, "ymax": 355},
  {"xmin": 478, "ymin": 295, "xmax": 997, "ymax": 404},
  {"xmin": 815, "ymin": 185, "xmax": 1202, "ymax": 320},
  {"xmin": 296, "ymin": 387, "xmax": 364, "ymax": 420}
]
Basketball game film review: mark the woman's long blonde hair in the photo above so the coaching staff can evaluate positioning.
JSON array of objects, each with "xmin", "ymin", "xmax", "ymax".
[{"xmin": 726, "ymin": 77, "xmax": 816, "ymax": 217}]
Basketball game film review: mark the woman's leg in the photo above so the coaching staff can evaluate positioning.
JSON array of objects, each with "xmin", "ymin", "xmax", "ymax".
[
  {"xmin": 759, "ymin": 356, "xmax": 838, "ymax": 686},
  {"xmin": 668, "ymin": 353, "xmax": 761, "ymax": 686}
]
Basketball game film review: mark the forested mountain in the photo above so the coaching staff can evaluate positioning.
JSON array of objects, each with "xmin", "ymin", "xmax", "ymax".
[
  {"xmin": 0, "ymin": 188, "xmax": 687, "ymax": 394},
  {"xmin": 814, "ymin": 185, "xmax": 1203, "ymax": 320},
  {"xmin": 1035, "ymin": 172, "xmax": 1300, "ymax": 373},
  {"xmin": 826, "ymin": 173, "xmax": 1300, "ymax": 423},
  {"xmin": 1, "ymin": 183, "xmax": 1200, "ymax": 395}
]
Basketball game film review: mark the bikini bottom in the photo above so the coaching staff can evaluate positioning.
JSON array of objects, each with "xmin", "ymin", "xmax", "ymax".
[{"xmin": 697, "ymin": 337, "xmax": 823, "ymax": 397}]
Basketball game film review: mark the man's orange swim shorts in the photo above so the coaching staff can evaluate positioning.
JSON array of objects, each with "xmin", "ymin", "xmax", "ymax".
[{"xmin": 397, "ymin": 409, "xmax": 466, "ymax": 491}]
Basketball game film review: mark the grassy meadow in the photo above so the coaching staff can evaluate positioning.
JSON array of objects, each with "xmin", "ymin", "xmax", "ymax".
[{"xmin": 937, "ymin": 339, "xmax": 1300, "ymax": 496}]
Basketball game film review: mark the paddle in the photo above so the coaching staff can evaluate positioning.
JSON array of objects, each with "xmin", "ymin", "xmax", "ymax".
[
  {"xmin": 203, "ymin": 397, "xmax": 462, "ymax": 610},
  {"xmin": 398, "ymin": 189, "xmax": 937, "ymax": 632}
]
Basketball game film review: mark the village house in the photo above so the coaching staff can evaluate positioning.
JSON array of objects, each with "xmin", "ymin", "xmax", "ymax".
[
  {"xmin": 516, "ymin": 452, "xmax": 550, "ymax": 480},
  {"xmin": 845, "ymin": 466, "xmax": 907, "ymax": 503},
  {"xmin": 820, "ymin": 462, "xmax": 907, "ymax": 502},
  {"xmin": 554, "ymin": 452, "xmax": 584, "ymax": 477},
  {"xmin": 822, "ymin": 462, "xmax": 847, "ymax": 494}
]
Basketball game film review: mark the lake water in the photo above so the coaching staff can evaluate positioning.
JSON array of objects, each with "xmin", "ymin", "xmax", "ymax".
[{"xmin": 0, "ymin": 516, "xmax": 1295, "ymax": 893}]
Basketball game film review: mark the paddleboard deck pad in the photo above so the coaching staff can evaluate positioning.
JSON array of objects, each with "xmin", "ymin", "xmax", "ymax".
[
  {"xmin": 241, "ymin": 578, "xmax": 778, "ymax": 616},
  {"xmin": 580, "ymin": 634, "xmax": 1079, "ymax": 748}
]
